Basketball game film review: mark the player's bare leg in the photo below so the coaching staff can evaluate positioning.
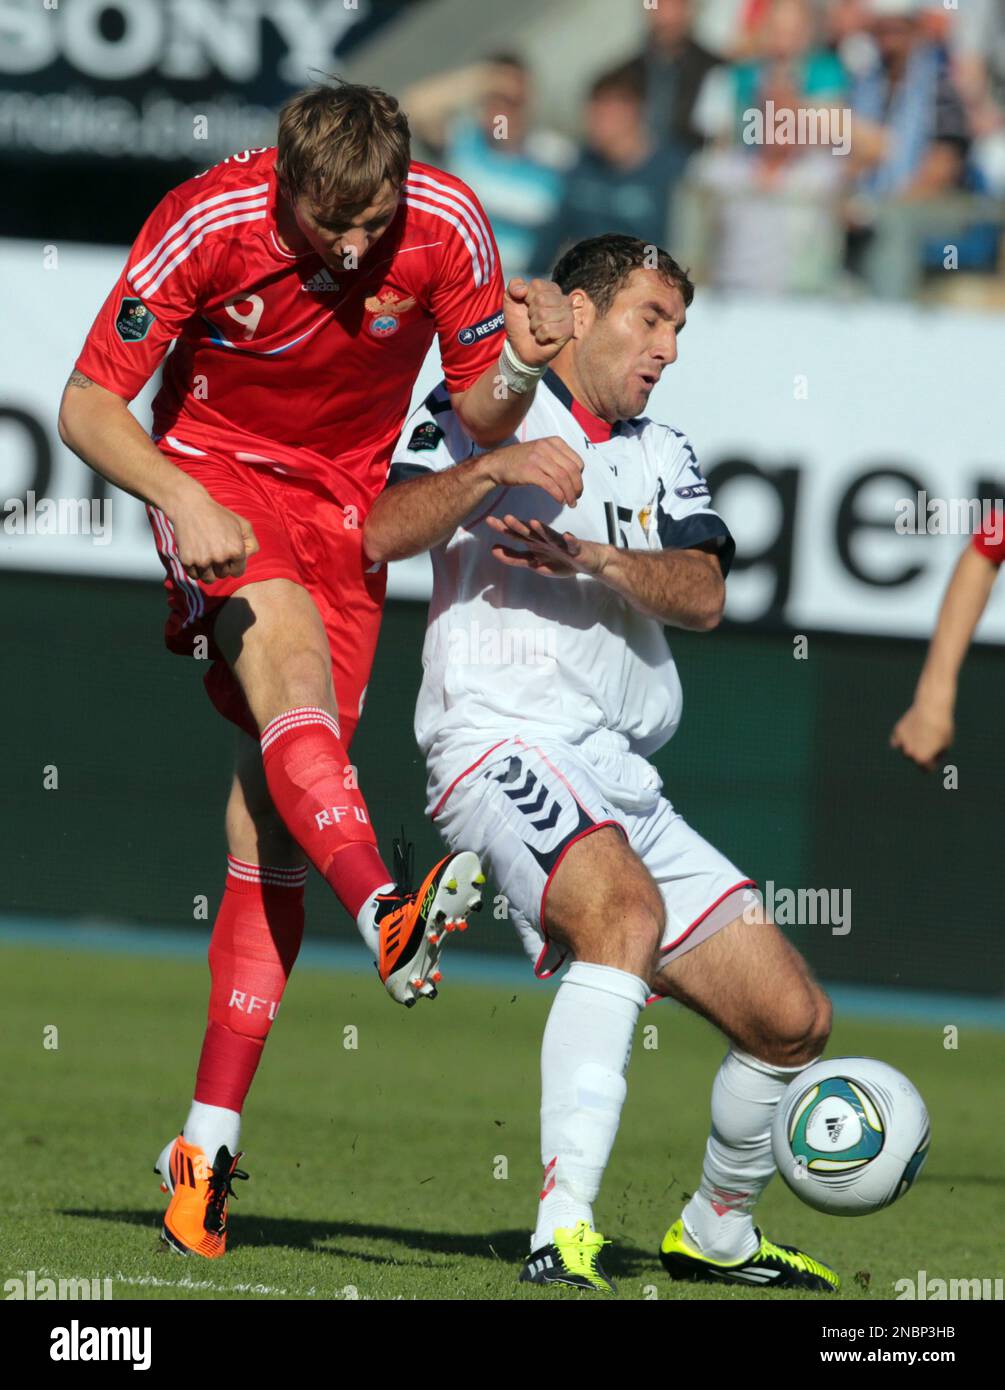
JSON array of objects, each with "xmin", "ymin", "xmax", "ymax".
[
  {"xmin": 520, "ymin": 826, "xmax": 660, "ymax": 1292},
  {"xmin": 652, "ymin": 904, "xmax": 831, "ymax": 1066},
  {"xmin": 652, "ymin": 905, "xmax": 838, "ymax": 1290},
  {"xmin": 214, "ymin": 577, "xmax": 483, "ymax": 1005}
]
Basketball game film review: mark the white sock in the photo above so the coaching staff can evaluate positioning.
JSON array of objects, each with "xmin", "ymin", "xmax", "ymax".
[
  {"xmin": 680, "ymin": 1047, "xmax": 813, "ymax": 1263},
  {"xmin": 533, "ymin": 961, "xmax": 648, "ymax": 1251},
  {"xmin": 183, "ymin": 1100, "xmax": 241, "ymax": 1161},
  {"xmin": 355, "ymin": 882, "xmax": 395, "ymax": 958}
]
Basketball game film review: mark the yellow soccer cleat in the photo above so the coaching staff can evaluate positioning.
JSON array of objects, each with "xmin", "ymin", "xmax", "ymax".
[
  {"xmin": 519, "ymin": 1220, "xmax": 617, "ymax": 1294},
  {"xmin": 659, "ymin": 1218, "xmax": 839, "ymax": 1292}
]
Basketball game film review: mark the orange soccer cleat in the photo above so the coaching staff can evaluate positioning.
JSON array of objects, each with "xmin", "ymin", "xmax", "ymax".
[
  {"xmin": 374, "ymin": 837, "xmax": 484, "ymax": 1006},
  {"xmin": 154, "ymin": 1134, "xmax": 248, "ymax": 1258}
]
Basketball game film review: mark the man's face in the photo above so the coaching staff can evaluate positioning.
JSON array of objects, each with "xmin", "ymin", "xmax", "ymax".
[
  {"xmin": 480, "ymin": 69, "xmax": 529, "ymax": 147},
  {"xmin": 291, "ymin": 179, "xmax": 400, "ymax": 267},
  {"xmin": 762, "ymin": 0, "xmax": 814, "ymax": 61},
  {"xmin": 873, "ymin": 16, "xmax": 917, "ymax": 66},
  {"xmin": 575, "ymin": 268, "xmax": 687, "ymax": 421},
  {"xmin": 647, "ymin": 0, "xmax": 692, "ymax": 51},
  {"xmin": 586, "ymin": 90, "xmax": 644, "ymax": 160}
]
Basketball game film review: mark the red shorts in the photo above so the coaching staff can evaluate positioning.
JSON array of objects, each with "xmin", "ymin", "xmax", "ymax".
[{"xmin": 146, "ymin": 441, "xmax": 387, "ymax": 748}]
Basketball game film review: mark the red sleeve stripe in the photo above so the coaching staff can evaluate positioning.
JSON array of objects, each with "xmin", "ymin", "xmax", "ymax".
[
  {"xmin": 128, "ymin": 185, "xmax": 269, "ymax": 297},
  {"xmin": 404, "ymin": 172, "xmax": 496, "ymax": 286}
]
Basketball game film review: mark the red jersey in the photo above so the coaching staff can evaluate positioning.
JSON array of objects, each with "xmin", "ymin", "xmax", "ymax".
[
  {"xmin": 973, "ymin": 507, "xmax": 1005, "ymax": 565},
  {"xmin": 76, "ymin": 147, "xmax": 505, "ymax": 510}
]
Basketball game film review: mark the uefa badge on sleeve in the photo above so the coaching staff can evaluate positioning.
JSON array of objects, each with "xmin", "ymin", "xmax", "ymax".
[{"xmin": 115, "ymin": 297, "xmax": 155, "ymax": 343}]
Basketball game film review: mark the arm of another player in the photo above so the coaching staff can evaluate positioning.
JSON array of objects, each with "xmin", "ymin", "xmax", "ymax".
[
  {"xmin": 58, "ymin": 373, "xmax": 257, "ymax": 584},
  {"xmin": 890, "ymin": 539, "xmax": 1000, "ymax": 771},
  {"xmin": 425, "ymin": 176, "xmax": 572, "ymax": 445},
  {"xmin": 487, "ymin": 516, "xmax": 725, "ymax": 629},
  {"xmin": 363, "ymin": 437, "xmax": 584, "ymax": 564},
  {"xmin": 448, "ymin": 278, "xmax": 576, "ymax": 447}
]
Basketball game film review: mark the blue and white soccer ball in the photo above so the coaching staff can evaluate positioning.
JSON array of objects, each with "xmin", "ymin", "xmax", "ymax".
[{"xmin": 771, "ymin": 1057, "xmax": 930, "ymax": 1216}]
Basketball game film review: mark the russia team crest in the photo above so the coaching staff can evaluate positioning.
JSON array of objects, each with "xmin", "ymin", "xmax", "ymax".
[{"xmin": 365, "ymin": 290, "xmax": 416, "ymax": 337}]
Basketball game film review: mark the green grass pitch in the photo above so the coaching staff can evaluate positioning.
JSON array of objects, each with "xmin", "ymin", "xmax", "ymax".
[{"xmin": 2, "ymin": 941, "xmax": 1002, "ymax": 1301}]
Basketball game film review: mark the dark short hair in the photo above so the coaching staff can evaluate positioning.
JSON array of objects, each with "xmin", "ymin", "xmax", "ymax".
[
  {"xmin": 486, "ymin": 52, "xmax": 527, "ymax": 73},
  {"xmin": 552, "ymin": 234, "xmax": 694, "ymax": 317},
  {"xmin": 589, "ymin": 61, "xmax": 645, "ymax": 104}
]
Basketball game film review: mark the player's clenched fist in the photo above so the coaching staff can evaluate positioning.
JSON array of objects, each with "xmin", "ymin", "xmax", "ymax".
[
  {"xmin": 889, "ymin": 701, "xmax": 954, "ymax": 773},
  {"xmin": 504, "ymin": 278, "xmax": 575, "ymax": 367},
  {"xmin": 483, "ymin": 436, "xmax": 584, "ymax": 507},
  {"xmin": 171, "ymin": 492, "xmax": 260, "ymax": 584}
]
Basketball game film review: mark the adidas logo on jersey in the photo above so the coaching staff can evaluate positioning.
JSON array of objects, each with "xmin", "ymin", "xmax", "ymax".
[{"xmin": 300, "ymin": 269, "xmax": 339, "ymax": 293}]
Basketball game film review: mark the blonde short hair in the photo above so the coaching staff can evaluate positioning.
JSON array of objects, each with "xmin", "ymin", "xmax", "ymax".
[{"xmin": 276, "ymin": 76, "xmax": 410, "ymax": 217}]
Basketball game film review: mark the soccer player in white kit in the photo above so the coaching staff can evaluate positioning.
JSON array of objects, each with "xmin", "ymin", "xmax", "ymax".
[{"xmin": 364, "ymin": 235, "xmax": 839, "ymax": 1294}]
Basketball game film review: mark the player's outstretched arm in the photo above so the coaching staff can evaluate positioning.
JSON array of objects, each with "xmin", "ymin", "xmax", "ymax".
[
  {"xmin": 449, "ymin": 279, "xmax": 575, "ymax": 448},
  {"xmin": 58, "ymin": 372, "xmax": 258, "ymax": 583},
  {"xmin": 487, "ymin": 515, "xmax": 725, "ymax": 629},
  {"xmin": 890, "ymin": 542, "xmax": 999, "ymax": 771},
  {"xmin": 600, "ymin": 544, "xmax": 725, "ymax": 629},
  {"xmin": 364, "ymin": 438, "xmax": 583, "ymax": 564}
]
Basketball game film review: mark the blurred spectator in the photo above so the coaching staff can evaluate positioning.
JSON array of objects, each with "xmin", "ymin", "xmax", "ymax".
[
  {"xmin": 624, "ymin": 0, "xmax": 723, "ymax": 151},
  {"xmin": 694, "ymin": 0, "xmax": 848, "ymax": 144},
  {"xmin": 950, "ymin": 0, "xmax": 1005, "ymax": 195},
  {"xmin": 529, "ymin": 64, "xmax": 689, "ymax": 275},
  {"xmin": 687, "ymin": 75, "xmax": 845, "ymax": 291},
  {"xmin": 847, "ymin": 0, "xmax": 969, "ymax": 203},
  {"xmin": 821, "ymin": 1, "xmax": 878, "ymax": 78},
  {"xmin": 685, "ymin": 0, "xmax": 760, "ymax": 60},
  {"xmin": 401, "ymin": 55, "xmax": 573, "ymax": 276}
]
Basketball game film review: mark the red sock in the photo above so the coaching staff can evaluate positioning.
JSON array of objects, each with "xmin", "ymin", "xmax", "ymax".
[
  {"xmin": 259, "ymin": 706, "xmax": 391, "ymax": 918},
  {"xmin": 193, "ymin": 857, "xmax": 307, "ymax": 1112}
]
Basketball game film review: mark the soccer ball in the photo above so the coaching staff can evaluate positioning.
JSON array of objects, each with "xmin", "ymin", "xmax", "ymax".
[{"xmin": 771, "ymin": 1057, "xmax": 930, "ymax": 1216}]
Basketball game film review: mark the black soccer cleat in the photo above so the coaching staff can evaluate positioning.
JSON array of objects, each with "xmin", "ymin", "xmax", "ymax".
[
  {"xmin": 659, "ymin": 1219, "xmax": 839, "ymax": 1292},
  {"xmin": 519, "ymin": 1221, "xmax": 617, "ymax": 1293}
]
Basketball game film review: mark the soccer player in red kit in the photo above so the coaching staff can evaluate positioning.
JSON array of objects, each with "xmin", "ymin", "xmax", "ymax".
[
  {"xmin": 58, "ymin": 78, "xmax": 575, "ymax": 1258},
  {"xmin": 891, "ymin": 507, "xmax": 1005, "ymax": 769}
]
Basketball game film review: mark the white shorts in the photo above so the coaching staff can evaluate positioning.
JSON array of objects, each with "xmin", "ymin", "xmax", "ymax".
[{"xmin": 429, "ymin": 729, "xmax": 754, "ymax": 979}]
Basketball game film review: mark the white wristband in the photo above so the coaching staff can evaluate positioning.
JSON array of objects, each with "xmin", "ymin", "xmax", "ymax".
[{"xmin": 499, "ymin": 338, "xmax": 545, "ymax": 395}]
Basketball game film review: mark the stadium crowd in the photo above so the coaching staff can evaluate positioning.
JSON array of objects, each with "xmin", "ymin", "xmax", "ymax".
[{"xmin": 402, "ymin": 0, "xmax": 1005, "ymax": 300}]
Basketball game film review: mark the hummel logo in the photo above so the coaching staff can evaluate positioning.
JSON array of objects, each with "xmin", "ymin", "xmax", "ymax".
[{"xmin": 301, "ymin": 269, "xmax": 339, "ymax": 292}]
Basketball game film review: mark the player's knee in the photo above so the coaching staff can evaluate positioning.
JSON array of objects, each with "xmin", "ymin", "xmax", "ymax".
[
  {"xmin": 809, "ymin": 988, "xmax": 833, "ymax": 1055},
  {"xmin": 593, "ymin": 891, "xmax": 663, "ymax": 972},
  {"xmin": 767, "ymin": 984, "xmax": 831, "ymax": 1066},
  {"xmin": 272, "ymin": 646, "xmax": 335, "ymax": 716}
]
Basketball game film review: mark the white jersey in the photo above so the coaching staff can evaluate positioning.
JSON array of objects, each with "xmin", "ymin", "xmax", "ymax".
[{"xmin": 388, "ymin": 370, "xmax": 735, "ymax": 804}]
